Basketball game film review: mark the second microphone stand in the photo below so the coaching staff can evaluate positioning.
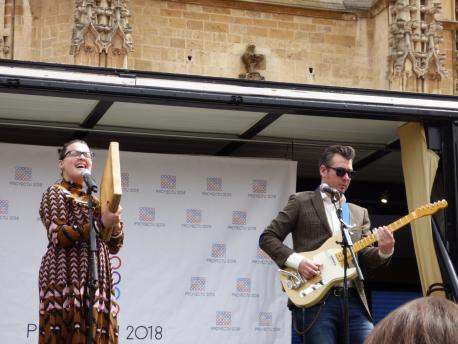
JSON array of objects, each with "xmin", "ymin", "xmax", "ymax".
[{"xmin": 331, "ymin": 192, "xmax": 364, "ymax": 344}]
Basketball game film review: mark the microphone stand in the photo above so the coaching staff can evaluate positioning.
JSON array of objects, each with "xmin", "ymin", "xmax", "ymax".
[
  {"xmin": 86, "ymin": 183, "xmax": 98, "ymax": 344},
  {"xmin": 331, "ymin": 192, "xmax": 364, "ymax": 344}
]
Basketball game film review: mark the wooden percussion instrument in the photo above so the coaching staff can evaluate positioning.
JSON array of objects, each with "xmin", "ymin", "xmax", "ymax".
[{"xmin": 100, "ymin": 142, "xmax": 122, "ymax": 213}]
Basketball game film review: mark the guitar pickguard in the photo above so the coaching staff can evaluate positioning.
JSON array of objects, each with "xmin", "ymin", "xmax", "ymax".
[{"xmin": 279, "ymin": 243, "xmax": 357, "ymax": 307}]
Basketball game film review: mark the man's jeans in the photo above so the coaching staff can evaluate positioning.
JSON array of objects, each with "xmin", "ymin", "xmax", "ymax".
[{"xmin": 291, "ymin": 289, "xmax": 374, "ymax": 344}]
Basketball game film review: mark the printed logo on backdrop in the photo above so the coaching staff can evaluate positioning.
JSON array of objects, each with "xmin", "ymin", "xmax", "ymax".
[
  {"xmin": 0, "ymin": 200, "xmax": 8, "ymax": 215},
  {"xmin": 254, "ymin": 312, "xmax": 281, "ymax": 332},
  {"xmin": 9, "ymin": 166, "xmax": 43, "ymax": 187},
  {"xmin": 121, "ymin": 172, "xmax": 139, "ymax": 193},
  {"xmin": 155, "ymin": 175, "xmax": 186, "ymax": 195},
  {"xmin": 111, "ymin": 256, "xmax": 122, "ymax": 301},
  {"xmin": 181, "ymin": 209, "xmax": 212, "ymax": 229},
  {"xmin": 232, "ymin": 277, "xmax": 259, "ymax": 298},
  {"xmin": 248, "ymin": 179, "xmax": 277, "ymax": 199},
  {"xmin": 134, "ymin": 207, "xmax": 165, "ymax": 228},
  {"xmin": 227, "ymin": 210, "xmax": 256, "ymax": 231},
  {"xmin": 0, "ymin": 200, "xmax": 19, "ymax": 221},
  {"xmin": 206, "ymin": 243, "xmax": 236, "ymax": 264},
  {"xmin": 210, "ymin": 311, "xmax": 240, "ymax": 332},
  {"xmin": 184, "ymin": 276, "xmax": 216, "ymax": 297},
  {"xmin": 252, "ymin": 246, "xmax": 273, "ymax": 265},
  {"xmin": 202, "ymin": 177, "xmax": 232, "ymax": 197}
]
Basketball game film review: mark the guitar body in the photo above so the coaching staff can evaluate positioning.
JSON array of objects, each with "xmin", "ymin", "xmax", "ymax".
[{"xmin": 279, "ymin": 234, "xmax": 357, "ymax": 308}]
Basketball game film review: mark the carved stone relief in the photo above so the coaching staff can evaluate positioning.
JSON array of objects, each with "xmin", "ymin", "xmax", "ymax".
[
  {"xmin": 388, "ymin": 0, "xmax": 447, "ymax": 92},
  {"xmin": 1, "ymin": 0, "xmax": 14, "ymax": 58},
  {"xmin": 239, "ymin": 44, "xmax": 266, "ymax": 81},
  {"xmin": 70, "ymin": 0, "xmax": 133, "ymax": 68}
]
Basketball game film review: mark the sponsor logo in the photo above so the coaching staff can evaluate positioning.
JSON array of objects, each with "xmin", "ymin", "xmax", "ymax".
[
  {"xmin": 184, "ymin": 276, "xmax": 215, "ymax": 297},
  {"xmin": 140, "ymin": 207, "xmax": 155, "ymax": 222},
  {"xmin": 9, "ymin": 166, "xmax": 42, "ymax": 187},
  {"xmin": 254, "ymin": 312, "xmax": 281, "ymax": 332},
  {"xmin": 232, "ymin": 277, "xmax": 259, "ymax": 298},
  {"xmin": 248, "ymin": 179, "xmax": 276, "ymax": 199},
  {"xmin": 216, "ymin": 311, "xmax": 231, "ymax": 326},
  {"xmin": 206, "ymin": 243, "xmax": 236, "ymax": 264},
  {"xmin": 202, "ymin": 176, "xmax": 232, "ymax": 197},
  {"xmin": 0, "ymin": 200, "xmax": 8, "ymax": 215},
  {"xmin": 121, "ymin": 172, "xmax": 139, "ymax": 192},
  {"xmin": 190, "ymin": 276, "xmax": 206, "ymax": 291},
  {"xmin": 210, "ymin": 311, "xmax": 240, "ymax": 332},
  {"xmin": 232, "ymin": 210, "xmax": 246, "ymax": 225},
  {"xmin": 134, "ymin": 207, "xmax": 165, "ymax": 227},
  {"xmin": 111, "ymin": 256, "xmax": 122, "ymax": 300},
  {"xmin": 207, "ymin": 177, "xmax": 222, "ymax": 191},
  {"xmin": 15, "ymin": 166, "xmax": 32, "ymax": 181},
  {"xmin": 121, "ymin": 172, "xmax": 130, "ymax": 187},
  {"xmin": 181, "ymin": 209, "xmax": 212, "ymax": 229},
  {"xmin": 259, "ymin": 312, "xmax": 272, "ymax": 327},
  {"xmin": 227, "ymin": 210, "xmax": 256, "ymax": 231},
  {"xmin": 252, "ymin": 179, "xmax": 266, "ymax": 193},
  {"xmin": 212, "ymin": 243, "xmax": 225, "ymax": 258},
  {"xmin": 186, "ymin": 209, "xmax": 201, "ymax": 223},
  {"xmin": 161, "ymin": 174, "xmax": 176, "ymax": 189},
  {"xmin": 236, "ymin": 278, "xmax": 251, "ymax": 292},
  {"xmin": 252, "ymin": 246, "xmax": 273, "ymax": 265},
  {"xmin": 155, "ymin": 175, "xmax": 186, "ymax": 195},
  {"xmin": 0, "ymin": 200, "xmax": 19, "ymax": 221}
]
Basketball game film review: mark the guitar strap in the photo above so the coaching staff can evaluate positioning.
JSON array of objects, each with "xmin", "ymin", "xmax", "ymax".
[{"xmin": 341, "ymin": 202, "xmax": 350, "ymax": 225}]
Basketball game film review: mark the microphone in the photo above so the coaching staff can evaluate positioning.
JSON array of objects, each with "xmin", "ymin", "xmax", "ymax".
[
  {"xmin": 319, "ymin": 183, "xmax": 341, "ymax": 196},
  {"xmin": 81, "ymin": 169, "xmax": 98, "ymax": 192}
]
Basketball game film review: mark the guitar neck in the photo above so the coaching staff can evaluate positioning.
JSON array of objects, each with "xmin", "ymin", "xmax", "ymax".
[
  {"xmin": 334, "ymin": 200, "xmax": 446, "ymax": 263},
  {"xmin": 353, "ymin": 212, "xmax": 415, "ymax": 254},
  {"xmin": 336, "ymin": 212, "xmax": 416, "ymax": 263}
]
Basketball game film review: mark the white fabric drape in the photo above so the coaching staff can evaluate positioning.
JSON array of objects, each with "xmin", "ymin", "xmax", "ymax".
[{"xmin": 399, "ymin": 122, "xmax": 445, "ymax": 297}]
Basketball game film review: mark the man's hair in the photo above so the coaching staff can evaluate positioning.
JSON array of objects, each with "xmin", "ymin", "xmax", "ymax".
[
  {"xmin": 364, "ymin": 297, "xmax": 458, "ymax": 344},
  {"xmin": 318, "ymin": 145, "xmax": 355, "ymax": 168},
  {"xmin": 57, "ymin": 139, "xmax": 88, "ymax": 160}
]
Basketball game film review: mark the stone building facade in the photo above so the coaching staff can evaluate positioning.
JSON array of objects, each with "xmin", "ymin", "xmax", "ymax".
[{"xmin": 0, "ymin": 0, "xmax": 457, "ymax": 94}]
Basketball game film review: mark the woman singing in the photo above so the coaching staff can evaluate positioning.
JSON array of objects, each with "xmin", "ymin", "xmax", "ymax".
[{"xmin": 38, "ymin": 139, "xmax": 123, "ymax": 343}]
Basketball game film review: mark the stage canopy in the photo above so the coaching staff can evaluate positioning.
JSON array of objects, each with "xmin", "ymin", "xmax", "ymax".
[{"xmin": 2, "ymin": 59, "xmax": 458, "ymax": 185}]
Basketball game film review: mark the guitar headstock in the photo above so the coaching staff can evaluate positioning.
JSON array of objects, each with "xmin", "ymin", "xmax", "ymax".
[{"xmin": 413, "ymin": 200, "xmax": 448, "ymax": 218}]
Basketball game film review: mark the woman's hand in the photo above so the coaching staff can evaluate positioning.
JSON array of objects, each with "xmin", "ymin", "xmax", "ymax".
[{"xmin": 101, "ymin": 202, "xmax": 123, "ymax": 229}]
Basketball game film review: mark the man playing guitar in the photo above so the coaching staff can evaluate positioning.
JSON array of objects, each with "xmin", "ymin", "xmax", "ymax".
[{"xmin": 259, "ymin": 145, "xmax": 395, "ymax": 344}]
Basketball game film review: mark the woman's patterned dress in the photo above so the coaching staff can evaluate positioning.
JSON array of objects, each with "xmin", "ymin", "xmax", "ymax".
[{"xmin": 38, "ymin": 180, "xmax": 124, "ymax": 344}]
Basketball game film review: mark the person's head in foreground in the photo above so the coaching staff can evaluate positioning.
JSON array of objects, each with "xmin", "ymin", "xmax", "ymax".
[{"xmin": 364, "ymin": 296, "xmax": 458, "ymax": 344}]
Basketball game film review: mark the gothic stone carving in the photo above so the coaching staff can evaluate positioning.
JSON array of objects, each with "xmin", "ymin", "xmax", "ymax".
[
  {"xmin": 1, "ymin": 0, "xmax": 13, "ymax": 58},
  {"xmin": 389, "ymin": 0, "xmax": 447, "ymax": 88},
  {"xmin": 239, "ymin": 44, "xmax": 266, "ymax": 81},
  {"xmin": 70, "ymin": 0, "xmax": 133, "ymax": 68}
]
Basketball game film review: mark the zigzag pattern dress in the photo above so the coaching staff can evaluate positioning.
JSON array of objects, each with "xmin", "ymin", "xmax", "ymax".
[{"xmin": 38, "ymin": 180, "xmax": 124, "ymax": 344}]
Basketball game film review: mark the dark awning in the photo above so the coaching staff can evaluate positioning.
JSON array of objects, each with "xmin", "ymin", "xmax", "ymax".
[{"xmin": 1, "ymin": 59, "xmax": 456, "ymax": 183}]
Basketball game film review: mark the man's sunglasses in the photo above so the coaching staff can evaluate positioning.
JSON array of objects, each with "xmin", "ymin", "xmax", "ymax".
[{"xmin": 327, "ymin": 166, "xmax": 356, "ymax": 178}]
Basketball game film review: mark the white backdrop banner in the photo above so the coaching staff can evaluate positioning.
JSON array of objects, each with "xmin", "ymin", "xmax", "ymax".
[{"xmin": 0, "ymin": 142, "xmax": 296, "ymax": 344}]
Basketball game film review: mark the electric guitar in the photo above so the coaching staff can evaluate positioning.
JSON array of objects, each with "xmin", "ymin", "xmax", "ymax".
[{"xmin": 278, "ymin": 200, "xmax": 448, "ymax": 308}]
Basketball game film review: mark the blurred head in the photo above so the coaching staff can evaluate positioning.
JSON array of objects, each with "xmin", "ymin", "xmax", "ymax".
[
  {"xmin": 319, "ymin": 145, "xmax": 355, "ymax": 194},
  {"xmin": 364, "ymin": 297, "xmax": 458, "ymax": 344},
  {"xmin": 57, "ymin": 140, "xmax": 94, "ymax": 184}
]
